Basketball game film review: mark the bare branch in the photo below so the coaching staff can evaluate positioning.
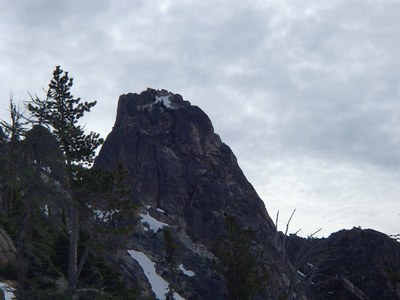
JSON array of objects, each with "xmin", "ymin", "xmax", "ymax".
[
  {"xmin": 285, "ymin": 209, "xmax": 296, "ymax": 236},
  {"xmin": 294, "ymin": 228, "xmax": 302, "ymax": 235},
  {"xmin": 309, "ymin": 228, "xmax": 322, "ymax": 238},
  {"xmin": 275, "ymin": 210, "xmax": 279, "ymax": 229}
]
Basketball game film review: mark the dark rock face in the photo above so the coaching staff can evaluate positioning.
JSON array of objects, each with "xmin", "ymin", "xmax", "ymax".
[
  {"xmin": 96, "ymin": 89, "xmax": 276, "ymax": 241},
  {"xmin": 23, "ymin": 125, "xmax": 65, "ymax": 182},
  {"xmin": 0, "ymin": 227, "xmax": 16, "ymax": 266},
  {"xmin": 1, "ymin": 125, "xmax": 66, "ymax": 215},
  {"xmin": 22, "ymin": 126, "xmax": 68, "ymax": 226},
  {"xmin": 95, "ymin": 89, "xmax": 290, "ymax": 299},
  {"xmin": 0, "ymin": 125, "xmax": 67, "ymax": 225},
  {"xmin": 284, "ymin": 227, "xmax": 400, "ymax": 299}
]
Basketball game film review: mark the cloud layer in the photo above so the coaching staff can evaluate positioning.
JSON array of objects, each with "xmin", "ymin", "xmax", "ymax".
[{"xmin": 1, "ymin": 0, "xmax": 399, "ymax": 236}]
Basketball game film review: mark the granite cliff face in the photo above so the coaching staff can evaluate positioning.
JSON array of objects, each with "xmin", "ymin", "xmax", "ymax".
[{"xmin": 95, "ymin": 88, "xmax": 291, "ymax": 298}]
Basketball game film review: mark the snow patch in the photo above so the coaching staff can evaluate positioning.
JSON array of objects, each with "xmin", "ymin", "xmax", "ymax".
[
  {"xmin": 173, "ymin": 292, "xmax": 186, "ymax": 300},
  {"xmin": 178, "ymin": 264, "xmax": 196, "ymax": 277},
  {"xmin": 0, "ymin": 282, "xmax": 16, "ymax": 300},
  {"xmin": 127, "ymin": 250, "xmax": 185, "ymax": 300},
  {"xmin": 140, "ymin": 211, "xmax": 169, "ymax": 232},
  {"xmin": 156, "ymin": 208, "xmax": 165, "ymax": 214},
  {"xmin": 297, "ymin": 270, "xmax": 306, "ymax": 278},
  {"xmin": 44, "ymin": 204, "xmax": 49, "ymax": 217},
  {"xmin": 41, "ymin": 166, "xmax": 51, "ymax": 174},
  {"xmin": 95, "ymin": 209, "xmax": 120, "ymax": 222},
  {"xmin": 155, "ymin": 96, "xmax": 172, "ymax": 108}
]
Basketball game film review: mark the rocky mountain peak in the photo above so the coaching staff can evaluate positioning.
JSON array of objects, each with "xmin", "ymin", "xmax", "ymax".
[
  {"xmin": 96, "ymin": 88, "xmax": 276, "ymax": 237},
  {"xmin": 95, "ymin": 89, "xmax": 289, "ymax": 298}
]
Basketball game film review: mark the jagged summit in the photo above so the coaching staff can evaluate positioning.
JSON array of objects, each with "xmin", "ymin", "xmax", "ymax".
[
  {"xmin": 114, "ymin": 89, "xmax": 191, "ymax": 127},
  {"xmin": 119, "ymin": 88, "xmax": 191, "ymax": 108}
]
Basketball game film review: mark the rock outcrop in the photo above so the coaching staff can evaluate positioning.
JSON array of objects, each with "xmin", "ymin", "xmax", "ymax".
[
  {"xmin": 284, "ymin": 227, "xmax": 400, "ymax": 299},
  {"xmin": 95, "ymin": 89, "xmax": 291, "ymax": 299}
]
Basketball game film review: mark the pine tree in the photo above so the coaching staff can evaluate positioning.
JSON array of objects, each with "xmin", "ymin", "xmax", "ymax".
[
  {"xmin": 70, "ymin": 165, "xmax": 134, "ymax": 289},
  {"xmin": 28, "ymin": 66, "xmax": 103, "ymax": 166},
  {"xmin": 0, "ymin": 98, "xmax": 30, "ymax": 292},
  {"xmin": 0, "ymin": 97, "xmax": 27, "ymax": 144},
  {"xmin": 27, "ymin": 66, "xmax": 104, "ymax": 293},
  {"xmin": 163, "ymin": 228, "xmax": 179, "ymax": 299},
  {"xmin": 1, "ymin": 99, "xmax": 64, "ymax": 296},
  {"xmin": 12, "ymin": 161, "xmax": 62, "ymax": 297},
  {"xmin": 213, "ymin": 215, "xmax": 268, "ymax": 299},
  {"xmin": 0, "ymin": 98, "xmax": 28, "ymax": 215}
]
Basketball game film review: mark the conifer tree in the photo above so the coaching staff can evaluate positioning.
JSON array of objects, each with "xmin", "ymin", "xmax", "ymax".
[
  {"xmin": 27, "ymin": 66, "xmax": 104, "ymax": 292},
  {"xmin": 213, "ymin": 215, "xmax": 268, "ymax": 299},
  {"xmin": 0, "ymin": 98, "xmax": 27, "ymax": 214},
  {"xmin": 70, "ymin": 165, "xmax": 134, "ymax": 289},
  {"xmin": 1, "ymin": 99, "xmax": 62, "ymax": 296},
  {"xmin": 28, "ymin": 66, "xmax": 103, "ymax": 166},
  {"xmin": 0, "ymin": 98, "xmax": 27, "ymax": 144},
  {"xmin": 163, "ymin": 228, "xmax": 179, "ymax": 299},
  {"xmin": 12, "ymin": 158, "xmax": 62, "ymax": 297},
  {"xmin": 0, "ymin": 98, "xmax": 29, "ymax": 291}
]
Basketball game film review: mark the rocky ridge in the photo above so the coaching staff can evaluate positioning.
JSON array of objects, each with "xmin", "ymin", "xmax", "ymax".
[{"xmin": 284, "ymin": 227, "xmax": 400, "ymax": 299}]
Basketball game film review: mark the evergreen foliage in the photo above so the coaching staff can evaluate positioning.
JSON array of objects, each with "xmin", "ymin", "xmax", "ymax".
[
  {"xmin": 70, "ymin": 165, "xmax": 135, "ymax": 289},
  {"xmin": 0, "ymin": 98, "xmax": 28, "ymax": 215},
  {"xmin": 163, "ymin": 228, "xmax": 178, "ymax": 271},
  {"xmin": 0, "ymin": 66, "xmax": 136, "ymax": 297},
  {"xmin": 7, "ymin": 141, "xmax": 65, "ymax": 297},
  {"xmin": 213, "ymin": 214, "xmax": 268, "ymax": 300},
  {"xmin": 0, "ymin": 98, "xmax": 27, "ymax": 143},
  {"xmin": 74, "ymin": 165, "xmax": 134, "ymax": 235},
  {"xmin": 28, "ymin": 65, "xmax": 103, "ymax": 166},
  {"xmin": 163, "ymin": 228, "xmax": 179, "ymax": 300},
  {"xmin": 27, "ymin": 65, "xmax": 106, "ymax": 293}
]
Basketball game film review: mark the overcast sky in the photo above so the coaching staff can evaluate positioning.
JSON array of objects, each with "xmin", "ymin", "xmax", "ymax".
[{"xmin": 1, "ymin": 0, "xmax": 399, "ymax": 237}]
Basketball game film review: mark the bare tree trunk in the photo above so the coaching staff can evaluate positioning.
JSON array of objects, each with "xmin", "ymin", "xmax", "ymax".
[
  {"xmin": 68, "ymin": 203, "xmax": 79, "ymax": 292},
  {"xmin": 73, "ymin": 244, "xmax": 91, "ymax": 289},
  {"xmin": 3, "ymin": 144, "xmax": 18, "ymax": 216},
  {"xmin": 64, "ymin": 158, "xmax": 80, "ymax": 294},
  {"xmin": 16, "ymin": 200, "xmax": 32, "ymax": 293}
]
